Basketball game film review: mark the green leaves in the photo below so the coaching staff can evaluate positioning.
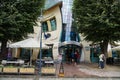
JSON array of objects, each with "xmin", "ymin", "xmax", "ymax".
[
  {"xmin": 72, "ymin": 0, "xmax": 120, "ymax": 43},
  {"xmin": 0, "ymin": 0, "xmax": 45, "ymax": 41}
]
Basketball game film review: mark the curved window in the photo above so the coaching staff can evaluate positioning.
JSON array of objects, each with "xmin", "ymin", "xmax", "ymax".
[
  {"xmin": 42, "ymin": 22, "xmax": 48, "ymax": 32},
  {"xmin": 42, "ymin": 17, "xmax": 56, "ymax": 32},
  {"xmin": 50, "ymin": 18, "xmax": 56, "ymax": 31},
  {"xmin": 61, "ymin": 31, "xmax": 66, "ymax": 42},
  {"xmin": 60, "ymin": 24, "xmax": 66, "ymax": 42}
]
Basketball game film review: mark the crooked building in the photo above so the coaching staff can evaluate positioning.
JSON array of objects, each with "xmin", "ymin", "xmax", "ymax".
[{"xmin": 39, "ymin": 0, "xmax": 82, "ymax": 62}]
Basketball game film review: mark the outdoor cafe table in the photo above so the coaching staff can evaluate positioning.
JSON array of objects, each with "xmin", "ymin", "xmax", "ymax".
[{"xmin": 1, "ymin": 60, "xmax": 24, "ymax": 65}]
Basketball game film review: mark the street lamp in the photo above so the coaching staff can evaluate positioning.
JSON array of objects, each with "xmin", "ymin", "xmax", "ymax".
[{"xmin": 38, "ymin": 8, "xmax": 43, "ymax": 75}]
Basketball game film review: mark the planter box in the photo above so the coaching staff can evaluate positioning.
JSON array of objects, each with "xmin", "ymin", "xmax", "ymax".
[
  {"xmin": 0, "ymin": 68, "xmax": 3, "ymax": 73},
  {"xmin": 19, "ymin": 68, "xmax": 35, "ymax": 74},
  {"xmin": 3, "ymin": 67, "xmax": 18, "ymax": 73},
  {"xmin": 41, "ymin": 67, "xmax": 56, "ymax": 74}
]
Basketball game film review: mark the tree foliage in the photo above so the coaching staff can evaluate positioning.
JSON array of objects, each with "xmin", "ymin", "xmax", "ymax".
[
  {"xmin": 0, "ymin": 0, "xmax": 45, "ymax": 57},
  {"xmin": 72, "ymin": 0, "xmax": 120, "ymax": 57}
]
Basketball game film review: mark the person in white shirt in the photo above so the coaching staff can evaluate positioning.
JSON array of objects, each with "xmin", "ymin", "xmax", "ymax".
[
  {"xmin": 99, "ymin": 53, "xmax": 105, "ymax": 69},
  {"xmin": 58, "ymin": 54, "xmax": 62, "ymax": 63}
]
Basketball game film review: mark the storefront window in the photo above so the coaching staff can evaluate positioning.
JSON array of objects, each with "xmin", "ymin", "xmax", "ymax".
[
  {"xmin": 37, "ymin": 49, "xmax": 53, "ymax": 59},
  {"xmin": 20, "ymin": 48, "xmax": 30, "ymax": 60}
]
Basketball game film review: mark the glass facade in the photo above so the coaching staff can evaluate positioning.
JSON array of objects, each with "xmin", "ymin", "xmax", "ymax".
[
  {"xmin": 59, "ymin": 0, "xmax": 73, "ymax": 41},
  {"xmin": 56, "ymin": 0, "xmax": 81, "ymax": 42},
  {"xmin": 70, "ymin": 31, "xmax": 79, "ymax": 41}
]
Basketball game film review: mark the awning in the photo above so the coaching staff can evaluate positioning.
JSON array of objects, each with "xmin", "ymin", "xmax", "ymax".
[
  {"xmin": 59, "ymin": 41, "xmax": 81, "ymax": 47},
  {"xmin": 112, "ymin": 46, "xmax": 120, "ymax": 51},
  {"xmin": 9, "ymin": 38, "xmax": 49, "ymax": 49}
]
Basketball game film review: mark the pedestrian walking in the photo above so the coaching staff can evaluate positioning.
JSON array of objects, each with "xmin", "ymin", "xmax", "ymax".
[
  {"xmin": 99, "ymin": 53, "xmax": 105, "ymax": 69},
  {"xmin": 71, "ymin": 51, "xmax": 75, "ymax": 64},
  {"xmin": 74, "ymin": 50, "xmax": 80, "ymax": 65},
  {"xmin": 58, "ymin": 54, "xmax": 62, "ymax": 63}
]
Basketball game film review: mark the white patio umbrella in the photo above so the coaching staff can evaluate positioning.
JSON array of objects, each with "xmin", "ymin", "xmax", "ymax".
[
  {"xmin": 9, "ymin": 38, "xmax": 48, "ymax": 49},
  {"xmin": 9, "ymin": 38, "xmax": 49, "ymax": 66},
  {"xmin": 112, "ymin": 46, "xmax": 120, "ymax": 51}
]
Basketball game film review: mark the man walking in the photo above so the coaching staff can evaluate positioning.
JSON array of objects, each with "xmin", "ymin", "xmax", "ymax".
[{"xmin": 99, "ymin": 53, "xmax": 105, "ymax": 69}]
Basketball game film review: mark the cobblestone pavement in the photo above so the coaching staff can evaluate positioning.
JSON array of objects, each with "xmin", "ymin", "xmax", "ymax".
[
  {"xmin": 57, "ymin": 63, "xmax": 98, "ymax": 78},
  {"xmin": 0, "ymin": 62, "xmax": 120, "ymax": 80},
  {"xmin": 0, "ymin": 77, "xmax": 120, "ymax": 80},
  {"xmin": 56, "ymin": 63, "xmax": 120, "ymax": 78},
  {"xmin": 55, "ymin": 62, "xmax": 120, "ymax": 78},
  {"xmin": 77, "ymin": 62, "xmax": 120, "ymax": 78}
]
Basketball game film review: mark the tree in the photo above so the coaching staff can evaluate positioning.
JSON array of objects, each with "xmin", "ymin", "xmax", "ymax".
[
  {"xmin": 0, "ymin": 0, "xmax": 45, "ymax": 58},
  {"xmin": 72, "ymin": 0, "xmax": 120, "ymax": 57}
]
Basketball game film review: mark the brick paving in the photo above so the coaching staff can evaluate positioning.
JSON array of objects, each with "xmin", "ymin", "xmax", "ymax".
[
  {"xmin": 56, "ymin": 63, "xmax": 98, "ymax": 78},
  {"xmin": 56, "ymin": 62, "xmax": 120, "ymax": 78},
  {"xmin": 63, "ymin": 63, "xmax": 98, "ymax": 78},
  {"xmin": 77, "ymin": 62, "xmax": 120, "ymax": 77}
]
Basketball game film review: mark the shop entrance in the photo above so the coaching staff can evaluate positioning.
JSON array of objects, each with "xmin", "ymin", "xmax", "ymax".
[
  {"xmin": 59, "ymin": 44, "xmax": 82, "ymax": 63},
  {"xmin": 90, "ymin": 45, "xmax": 101, "ymax": 63}
]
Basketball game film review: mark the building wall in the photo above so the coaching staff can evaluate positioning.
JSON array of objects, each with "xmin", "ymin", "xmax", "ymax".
[
  {"xmin": 34, "ymin": 2, "xmax": 63, "ymax": 60},
  {"xmin": 42, "ymin": 5, "xmax": 62, "ymax": 42},
  {"xmin": 43, "ymin": 4, "xmax": 62, "ymax": 60},
  {"xmin": 80, "ymin": 34, "xmax": 113, "ymax": 63},
  {"xmin": 32, "ymin": 48, "xmax": 40, "ymax": 60},
  {"xmin": 80, "ymin": 34, "xmax": 91, "ymax": 63}
]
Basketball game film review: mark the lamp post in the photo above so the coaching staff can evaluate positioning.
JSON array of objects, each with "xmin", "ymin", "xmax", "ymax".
[{"xmin": 38, "ymin": 8, "xmax": 43, "ymax": 75}]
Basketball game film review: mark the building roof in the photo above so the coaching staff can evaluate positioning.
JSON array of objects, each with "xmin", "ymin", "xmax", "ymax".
[{"xmin": 45, "ymin": 0, "xmax": 62, "ymax": 10}]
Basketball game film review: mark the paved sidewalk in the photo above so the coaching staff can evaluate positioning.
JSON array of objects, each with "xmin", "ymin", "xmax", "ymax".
[
  {"xmin": 56, "ymin": 63, "xmax": 98, "ymax": 78},
  {"xmin": 56, "ymin": 62, "xmax": 120, "ymax": 78},
  {"xmin": 63, "ymin": 63, "xmax": 98, "ymax": 78},
  {"xmin": 0, "ymin": 62, "xmax": 120, "ymax": 79},
  {"xmin": 77, "ymin": 62, "xmax": 120, "ymax": 77}
]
